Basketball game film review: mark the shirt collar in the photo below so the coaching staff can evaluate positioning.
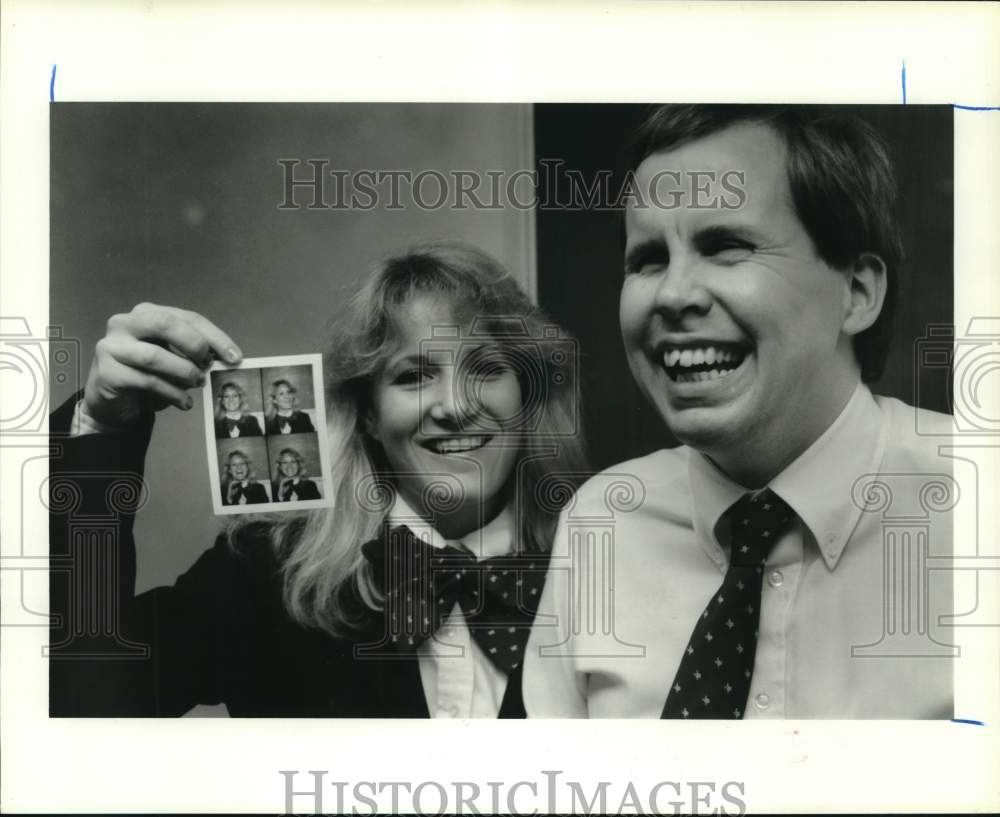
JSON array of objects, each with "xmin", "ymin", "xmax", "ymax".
[
  {"xmin": 387, "ymin": 494, "xmax": 514, "ymax": 560},
  {"xmin": 688, "ymin": 383, "xmax": 888, "ymax": 571}
]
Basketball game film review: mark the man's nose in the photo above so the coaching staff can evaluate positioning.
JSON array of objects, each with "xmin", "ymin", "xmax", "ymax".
[{"xmin": 650, "ymin": 253, "xmax": 712, "ymax": 320}]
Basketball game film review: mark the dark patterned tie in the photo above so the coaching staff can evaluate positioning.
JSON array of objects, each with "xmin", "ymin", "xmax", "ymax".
[
  {"xmin": 661, "ymin": 488, "xmax": 794, "ymax": 719},
  {"xmin": 361, "ymin": 526, "xmax": 549, "ymax": 674},
  {"xmin": 281, "ymin": 480, "xmax": 294, "ymax": 502}
]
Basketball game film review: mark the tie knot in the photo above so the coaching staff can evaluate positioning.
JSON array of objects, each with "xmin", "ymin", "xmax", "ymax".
[{"xmin": 725, "ymin": 488, "xmax": 794, "ymax": 566}]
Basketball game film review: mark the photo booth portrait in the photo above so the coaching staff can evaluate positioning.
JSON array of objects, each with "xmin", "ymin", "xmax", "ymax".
[
  {"xmin": 211, "ymin": 368, "xmax": 265, "ymax": 440},
  {"xmin": 216, "ymin": 436, "xmax": 272, "ymax": 506},
  {"xmin": 261, "ymin": 364, "xmax": 317, "ymax": 436},
  {"xmin": 267, "ymin": 433, "xmax": 323, "ymax": 502}
]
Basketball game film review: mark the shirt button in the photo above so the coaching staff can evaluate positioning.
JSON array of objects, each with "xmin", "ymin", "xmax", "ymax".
[
  {"xmin": 441, "ymin": 705, "xmax": 459, "ymax": 718},
  {"xmin": 768, "ymin": 570, "xmax": 783, "ymax": 588},
  {"xmin": 754, "ymin": 692, "xmax": 770, "ymax": 710}
]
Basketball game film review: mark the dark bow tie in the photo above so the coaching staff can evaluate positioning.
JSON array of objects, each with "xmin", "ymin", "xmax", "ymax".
[{"xmin": 361, "ymin": 525, "xmax": 549, "ymax": 674}]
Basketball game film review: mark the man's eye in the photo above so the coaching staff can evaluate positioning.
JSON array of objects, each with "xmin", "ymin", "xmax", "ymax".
[
  {"xmin": 624, "ymin": 248, "xmax": 669, "ymax": 277},
  {"xmin": 704, "ymin": 239, "xmax": 754, "ymax": 259}
]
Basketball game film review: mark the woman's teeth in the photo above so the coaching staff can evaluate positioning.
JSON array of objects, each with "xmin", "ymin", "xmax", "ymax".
[
  {"xmin": 662, "ymin": 345, "xmax": 746, "ymax": 383},
  {"xmin": 426, "ymin": 436, "xmax": 491, "ymax": 454}
]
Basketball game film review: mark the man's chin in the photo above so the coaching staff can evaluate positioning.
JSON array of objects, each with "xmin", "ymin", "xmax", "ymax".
[{"xmin": 661, "ymin": 405, "xmax": 745, "ymax": 453}]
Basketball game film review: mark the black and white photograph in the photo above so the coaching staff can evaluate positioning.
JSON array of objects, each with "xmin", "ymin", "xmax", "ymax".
[
  {"xmin": 47, "ymin": 100, "xmax": 956, "ymax": 720},
  {"xmin": 261, "ymin": 364, "xmax": 318, "ymax": 435},
  {"xmin": 203, "ymin": 354, "xmax": 331, "ymax": 514},
  {"xmin": 211, "ymin": 368, "xmax": 265, "ymax": 439},
  {"xmin": 3, "ymin": 2, "xmax": 998, "ymax": 815},
  {"xmin": 268, "ymin": 435, "xmax": 324, "ymax": 503},
  {"xmin": 217, "ymin": 436, "xmax": 272, "ymax": 507}
]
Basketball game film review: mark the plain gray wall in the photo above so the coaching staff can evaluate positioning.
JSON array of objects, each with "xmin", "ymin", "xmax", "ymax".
[{"xmin": 51, "ymin": 103, "xmax": 535, "ymax": 593}]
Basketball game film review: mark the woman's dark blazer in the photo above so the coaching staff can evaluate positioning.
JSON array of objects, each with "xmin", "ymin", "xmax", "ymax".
[
  {"xmin": 275, "ymin": 478, "xmax": 321, "ymax": 502},
  {"xmin": 214, "ymin": 414, "xmax": 263, "ymax": 439},
  {"xmin": 48, "ymin": 396, "xmax": 528, "ymax": 718},
  {"xmin": 222, "ymin": 481, "xmax": 269, "ymax": 506},
  {"xmin": 265, "ymin": 411, "xmax": 315, "ymax": 435}
]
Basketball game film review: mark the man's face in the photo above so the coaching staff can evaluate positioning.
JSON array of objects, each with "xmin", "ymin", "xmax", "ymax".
[{"xmin": 621, "ymin": 122, "xmax": 859, "ymax": 484}]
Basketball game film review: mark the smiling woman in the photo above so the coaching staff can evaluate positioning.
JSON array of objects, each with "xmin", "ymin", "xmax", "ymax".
[{"xmin": 49, "ymin": 240, "xmax": 588, "ymax": 718}]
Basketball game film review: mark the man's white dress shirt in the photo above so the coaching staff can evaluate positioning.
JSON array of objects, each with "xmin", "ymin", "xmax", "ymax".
[{"xmin": 523, "ymin": 385, "xmax": 955, "ymax": 718}]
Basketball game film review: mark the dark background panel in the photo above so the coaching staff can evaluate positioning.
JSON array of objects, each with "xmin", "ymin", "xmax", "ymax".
[{"xmin": 534, "ymin": 104, "xmax": 953, "ymax": 472}]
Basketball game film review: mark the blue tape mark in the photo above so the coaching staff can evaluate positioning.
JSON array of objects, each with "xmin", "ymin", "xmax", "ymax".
[
  {"xmin": 901, "ymin": 59, "xmax": 999, "ymax": 110},
  {"xmin": 951, "ymin": 718, "xmax": 985, "ymax": 726},
  {"xmin": 49, "ymin": 64, "xmax": 57, "ymax": 102}
]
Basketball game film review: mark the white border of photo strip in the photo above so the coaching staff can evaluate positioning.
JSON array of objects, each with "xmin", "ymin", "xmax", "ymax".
[{"xmin": 202, "ymin": 353, "xmax": 333, "ymax": 515}]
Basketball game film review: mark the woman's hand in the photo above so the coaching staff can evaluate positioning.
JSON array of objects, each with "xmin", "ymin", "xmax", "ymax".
[{"xmin": 83, "ymin": 303, "xmax": 242, "ymax": 429}]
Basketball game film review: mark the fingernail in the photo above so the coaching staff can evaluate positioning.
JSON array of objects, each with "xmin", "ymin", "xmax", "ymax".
[
  {"xmin": 225, "ymin": 347, "xmax": 241, "ymax": 363},
  {"xmin": 185, "ymin": 395, "xmax": 194, "ymax": 410}
]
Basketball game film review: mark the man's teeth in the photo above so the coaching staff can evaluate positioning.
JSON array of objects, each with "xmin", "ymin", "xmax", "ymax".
[
  {"xmin": 675, "ymin": 369, "xmax": 731, "ymax": 383},
  {"xmin": 663, "ymin": 346, "xmax": 738, "ymax": 368},
  {"xmin": 427, "ymin": 437, "xmax": 490, "ymax": 453},
  {"xmin": 662, "ymin": 345, "xmax": 745, "ymax": 383}
]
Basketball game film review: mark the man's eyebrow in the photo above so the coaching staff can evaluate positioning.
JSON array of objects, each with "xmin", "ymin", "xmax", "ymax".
[{"xmin": 693, "ymin": 223, "xmax": 766, "ymax": 244}]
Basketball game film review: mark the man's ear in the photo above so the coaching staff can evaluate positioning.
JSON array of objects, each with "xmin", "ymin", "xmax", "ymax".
[{"xmin": 842, "ymin": 252, "xmax": 887, "ymax": 336}]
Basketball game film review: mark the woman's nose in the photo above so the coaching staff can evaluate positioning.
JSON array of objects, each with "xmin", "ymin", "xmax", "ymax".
[{"xmin": 426, "ymin": 369, "xmax": 468, "ymax": 425}]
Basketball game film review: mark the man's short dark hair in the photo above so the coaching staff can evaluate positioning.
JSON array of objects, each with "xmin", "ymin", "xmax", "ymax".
[{"xmin": 630, "ymin": 104, "xmax": 903, "ymax": 383}]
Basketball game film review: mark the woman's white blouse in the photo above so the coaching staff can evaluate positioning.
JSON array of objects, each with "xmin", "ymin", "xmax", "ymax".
[{"xmin": 388, "ymin": 497, "xmax": 513, "ymax": 718}]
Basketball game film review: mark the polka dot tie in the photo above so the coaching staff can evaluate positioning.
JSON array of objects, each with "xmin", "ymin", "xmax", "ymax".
[
  {"xmin": 661, "ymin": 488, "xmax": 794, "ymax": 719},
  {"xmin": 361, "ymin": 526, "xmax": 549, "ymax": 675}
]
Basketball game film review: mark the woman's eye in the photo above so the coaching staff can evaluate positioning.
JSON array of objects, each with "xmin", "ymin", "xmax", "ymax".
[
  {"xmin": 465, "ymin": 352, "xmax": 513, "ymax": 381},
  {"xmin": 393, "ymin": 368, "xmax": 430, "ymax": 386}
]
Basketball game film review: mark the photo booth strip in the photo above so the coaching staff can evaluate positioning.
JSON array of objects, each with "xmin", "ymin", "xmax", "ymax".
[{"xmin": 203, "ymin": 353, "xmax": 332, "ymax": 515}]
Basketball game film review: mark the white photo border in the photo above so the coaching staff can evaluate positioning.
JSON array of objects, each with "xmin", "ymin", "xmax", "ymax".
[{"xmin": 0, "ymin": 1, "xmax": 997, "ymax": 815}]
